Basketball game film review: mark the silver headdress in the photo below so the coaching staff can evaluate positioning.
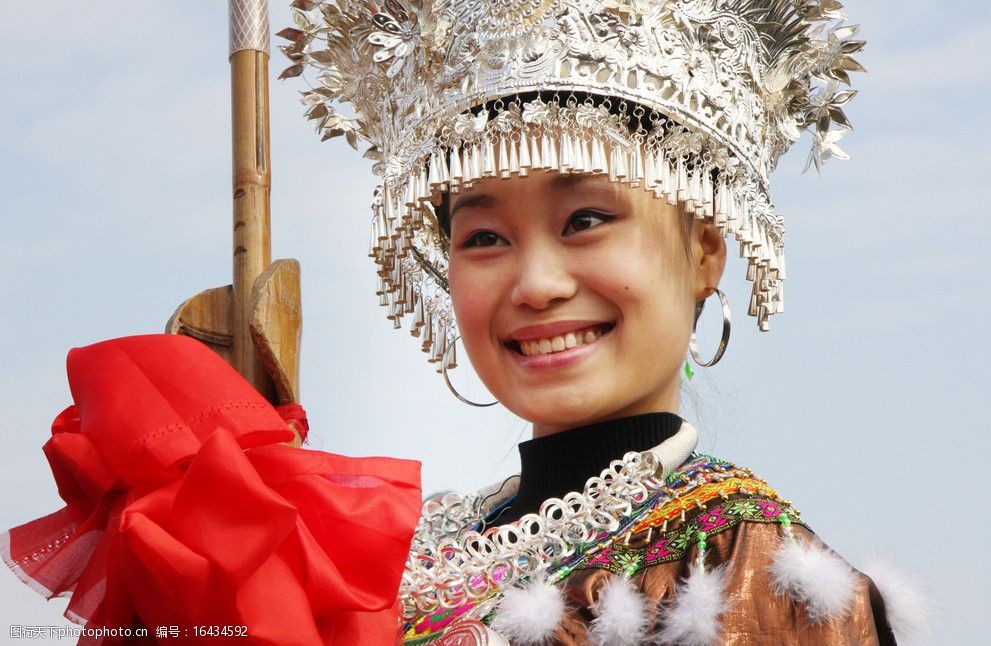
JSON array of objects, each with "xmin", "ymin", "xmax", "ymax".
[{"xmin": 280, "ymin": 0, "xmax": 864, "ymax": 369}]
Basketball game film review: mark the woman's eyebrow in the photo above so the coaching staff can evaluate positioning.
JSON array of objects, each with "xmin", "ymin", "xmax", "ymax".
[
  {"xmin": 450, "ymin": 193, "xmax": 498, "ymax": 220},
  {"xmin": 549, "ymin": 174, "xmax": 620, "ymax": 199},
  {"xmin": 550, "ymin": 173, "xmax": 623, "ymax": 202},
  {"xmin": 549, "ymin": 173, "xmax": 599, "ymax": 190}
]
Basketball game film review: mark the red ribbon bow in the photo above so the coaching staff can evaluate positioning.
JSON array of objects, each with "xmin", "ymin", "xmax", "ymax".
[{"xmin": 3, "ymin": 335, "xmax": 421, "ymax": 644}]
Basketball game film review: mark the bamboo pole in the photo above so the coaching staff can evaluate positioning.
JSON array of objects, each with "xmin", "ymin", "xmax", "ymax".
[
  {"xmin": 229, "ymin": 0, "xmax": 274, "ymax": 399},
  {"xmin": 169, "ymin": 1, "xmax": 302, "ymax": 419}
]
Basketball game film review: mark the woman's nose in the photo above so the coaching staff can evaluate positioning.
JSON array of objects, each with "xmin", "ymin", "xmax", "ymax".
[{"xmin": 509, "ymin": 244, "xmax": 578, "ymax": 310}]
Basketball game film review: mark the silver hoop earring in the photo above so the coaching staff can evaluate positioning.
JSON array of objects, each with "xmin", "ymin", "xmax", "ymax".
[
  {"xmin": 689, "ymin": 288, "xmax": 731, "ymax": 367},
  {"xmin": 442, "ymin": 335, "xmax": 498, "ymax": 407}
]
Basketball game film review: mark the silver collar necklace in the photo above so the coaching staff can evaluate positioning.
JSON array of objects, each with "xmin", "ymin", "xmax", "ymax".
[{"xmin": 401, "ymin": 422, "xmax": 700, "ymax": 618}]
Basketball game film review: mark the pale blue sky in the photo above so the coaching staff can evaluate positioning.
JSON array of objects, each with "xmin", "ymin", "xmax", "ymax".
[{"xmin": 1, "ymin": 2, "xmax": 988, "ymax": 642}]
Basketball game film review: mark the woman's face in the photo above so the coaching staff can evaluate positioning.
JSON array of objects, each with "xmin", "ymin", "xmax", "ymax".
[{"xmin": 447, "ymin": 169, "xmax": 726, "ymax": 436}]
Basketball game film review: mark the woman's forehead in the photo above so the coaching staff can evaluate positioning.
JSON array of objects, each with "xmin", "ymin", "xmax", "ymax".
[{"xmin": 450, "ymin": 171, "xmax": 626, "ymax": 213}]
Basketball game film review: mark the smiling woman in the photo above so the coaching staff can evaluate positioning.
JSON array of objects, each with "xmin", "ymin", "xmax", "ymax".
[
  {"xmin": 275, "ymin": 0, "xmax": 937, "ymax": 643},
  {"xmin": 4, "ymin": 0, "xmax": 960, "ymax": 645},
  {"xmin": 447, "ymin": 171, "xmax": 725, "ymax": 437}
]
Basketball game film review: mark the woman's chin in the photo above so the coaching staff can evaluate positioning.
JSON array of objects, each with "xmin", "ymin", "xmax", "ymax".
[
  {"xmin": 508, "ymin": 394, "xmax": 611, "ymax": 433},
  {"xmin": 501, "ymin": 379, "xmax": 681, "ymax": 435}
]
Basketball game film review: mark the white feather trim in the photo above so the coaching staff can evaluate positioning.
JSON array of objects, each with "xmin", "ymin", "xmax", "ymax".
[
  {"xmin": 491, "ymin": 581, "xmax": 565, "ymax": 645},
  {"xmin": 863, "ymin": 553, "xmax": 936, "ymax": 643},
  {"xmin": 656, "ymin": 562, "xmax": 728, "ymax": 646},
  {"xmin": 589, "ymin": 576, "xmax": 652, "ymax": 646},
  {"xmin": 769, "ymin": 534, "xmax": 857, "ymax": 623}
]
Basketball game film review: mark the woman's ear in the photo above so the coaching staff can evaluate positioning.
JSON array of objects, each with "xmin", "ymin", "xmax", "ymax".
[{"xmin": 692, "ymin": 221, "xmax": 727, "ymax": 299}]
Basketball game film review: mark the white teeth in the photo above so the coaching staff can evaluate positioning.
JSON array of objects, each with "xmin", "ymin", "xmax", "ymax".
[{"xmin": 516, "ymin": 326, "xmax": 609, "ymax": 357}]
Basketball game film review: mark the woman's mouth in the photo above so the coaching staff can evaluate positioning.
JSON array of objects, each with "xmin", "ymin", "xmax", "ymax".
[{"xmin": 506, "ymin": 323, "xmax": 615, "ymax": 357}]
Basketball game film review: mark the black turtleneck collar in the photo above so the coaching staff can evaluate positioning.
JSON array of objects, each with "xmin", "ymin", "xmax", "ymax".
[{"xmin": 493, "ymin": 412, "xmax": 683, "ymax": 524}]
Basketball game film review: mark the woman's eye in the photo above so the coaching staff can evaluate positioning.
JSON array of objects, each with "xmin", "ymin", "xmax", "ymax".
[
  {"xmin": 463, "ymin": 231, "xmax": 505, "ymax": 248},
  {"xmin": 563, "ymin": 210, "xmax": 612, "ymax": 235}
]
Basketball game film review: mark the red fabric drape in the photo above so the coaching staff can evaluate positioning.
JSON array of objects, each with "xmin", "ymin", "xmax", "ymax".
[{"xmin": 2, "ymin": 335, "xmax": 421, "ymax": 644}]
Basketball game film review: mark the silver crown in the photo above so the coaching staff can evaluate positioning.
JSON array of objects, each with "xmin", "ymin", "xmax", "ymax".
[{"xmin": 280, "ymin": 0, "xmax": 864, "ymax": 369}]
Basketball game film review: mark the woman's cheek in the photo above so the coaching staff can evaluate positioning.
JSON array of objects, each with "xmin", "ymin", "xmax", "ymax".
[
  {"xmin": 451, "ymin": 276, "xmax": 487, "ymax": 325},
  {"xmin": 450, "ymin": 273, "xmax": 497, "ymax": 361}
]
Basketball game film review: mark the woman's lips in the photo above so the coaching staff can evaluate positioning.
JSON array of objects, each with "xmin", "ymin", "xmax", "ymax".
[
  {"xmin": 504, "ymin": 323, "xmax": 614, "ymax": 369},
  {"xmin": 510, "ymin": 323, "xmax": 612, "ymax": 357}
]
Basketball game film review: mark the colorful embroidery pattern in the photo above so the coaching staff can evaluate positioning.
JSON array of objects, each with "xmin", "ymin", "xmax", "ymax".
[
  {"xmin": 402, "ymin": 455, "xmax": 801, "ymax": 643},
  {"xmin": 405, "ymin": 601, "xmax": 482, "ymax": 644},
  {"xmin": 555, "ymin": 455, "xmax": 803, "ymax": 576},
  {"xmin": 560, "ymin": 495, "xmax": 803, "ymax": 576}
]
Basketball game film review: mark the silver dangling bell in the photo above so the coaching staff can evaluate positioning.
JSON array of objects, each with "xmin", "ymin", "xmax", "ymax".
[
  {"xmin": 482, "ymin": 139, "xmax": 496, "ymax": 177},
  {"xmin": 449, "ymin": 148, "xmax": 464, "ymax": 185},
  {"xmin": 560, "ymin": 133, "xmax": 573, "ymax": 171},
  {"xmin": 519, "ymin": 136, "xmax": 531, "ymax": 172},
  {"xmin": 529, "ymin": 134, "xmax": 542, "ymax": 169}
]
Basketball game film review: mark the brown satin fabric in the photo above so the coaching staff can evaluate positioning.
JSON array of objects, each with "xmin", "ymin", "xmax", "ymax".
[{"xmin": 555, "ymin": 522, "xmax": 895, "ymax": 645}]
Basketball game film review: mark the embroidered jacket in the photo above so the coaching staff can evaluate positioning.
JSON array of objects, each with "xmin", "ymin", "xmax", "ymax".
[{"xmin": 403, "ymin": 455, "xmax": 895, "ymax": 645}]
